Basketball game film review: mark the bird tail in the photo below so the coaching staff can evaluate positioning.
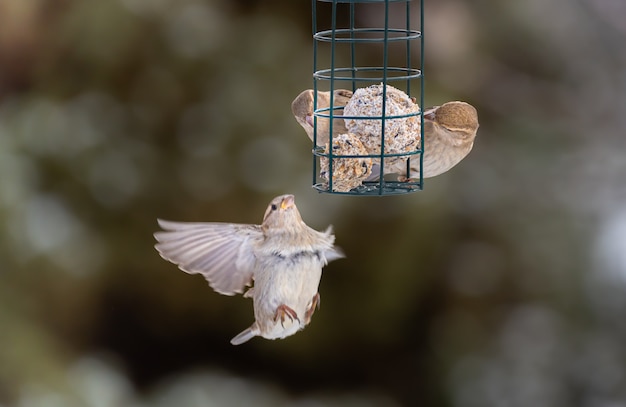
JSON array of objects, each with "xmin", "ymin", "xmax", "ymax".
[{"xmin": 230, "ymin": 326, "xmax": 257, "ymax": 345}]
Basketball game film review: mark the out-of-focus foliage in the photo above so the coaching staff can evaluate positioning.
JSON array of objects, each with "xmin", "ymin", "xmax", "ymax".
[{"xmin": 1, "ymin": 0, "xmax": 626, "ymax": 406}]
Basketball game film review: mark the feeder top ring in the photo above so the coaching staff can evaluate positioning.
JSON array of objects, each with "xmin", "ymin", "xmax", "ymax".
[{"xmin": 314, "ymin": 28, "xmax": 421, "ymax": 43}]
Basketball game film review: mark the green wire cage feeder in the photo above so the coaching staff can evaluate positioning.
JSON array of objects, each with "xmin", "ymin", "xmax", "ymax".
[{"xmin": 311, "ymin": 0, "xmax": 424, "ymax": 196}]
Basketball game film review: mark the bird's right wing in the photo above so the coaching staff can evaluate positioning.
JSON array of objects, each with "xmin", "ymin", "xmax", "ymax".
[{"xmin": 154, "ymin": 220, "xmax": 264, "ymax": 296}]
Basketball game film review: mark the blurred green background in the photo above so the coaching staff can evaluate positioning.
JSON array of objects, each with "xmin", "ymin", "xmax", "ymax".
[{"xmin": 1, "ymin": 0, "xmax": 626, "ymax": 406}]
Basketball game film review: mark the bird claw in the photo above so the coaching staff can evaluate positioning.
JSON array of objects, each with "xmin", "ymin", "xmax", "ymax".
[
  {"xmin": 304, "ymin": 293, "xmax": 320, "ymax": 325},
  {"xmin": 274, "ymin": 304, "xmax": 299, "ymax": 328}
]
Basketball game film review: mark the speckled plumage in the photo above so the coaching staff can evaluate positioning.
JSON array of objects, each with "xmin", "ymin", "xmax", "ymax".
[{"xmin": 154, "ymin": 194, "xmax": 344, "ymax": 345}]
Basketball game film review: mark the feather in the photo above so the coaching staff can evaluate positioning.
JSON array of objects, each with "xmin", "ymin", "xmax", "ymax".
[{"xmin": 154, "ymin": 220, "xmax": 262, "ymax": 295}]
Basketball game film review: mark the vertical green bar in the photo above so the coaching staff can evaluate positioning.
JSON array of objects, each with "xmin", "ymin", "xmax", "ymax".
[
  {"xmin": 312, "ymin": 0, "xmax": 318, "ymax": 188},
  {"xmin": 405, "ymin": 0, "xmax": 412, "ymax": 182},
  {"xmin": 406, "ymin": 0, "xmax": 411, "ymax": 96},
  {"xmin": 419, "ymin": 0, "xmax": 424, "ymax": 189},
  {"xmin": 350, "ymin": 2, "xmax": 356, "ymax": 92},
  {"xmin": 378, "ymin": 0, "xmax": 390, "ymax": 195},
  {"xmin": 328, "ymin": 0, "xmax": 338, "ymax": 192}
]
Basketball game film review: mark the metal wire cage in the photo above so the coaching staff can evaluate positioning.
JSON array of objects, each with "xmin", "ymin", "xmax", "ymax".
[{"xmin": 311, "ymin": 0, "xmax": 424, "ymax": 195}]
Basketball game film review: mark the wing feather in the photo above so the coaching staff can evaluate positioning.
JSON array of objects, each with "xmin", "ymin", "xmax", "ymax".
[{"xmin": 154, "ymin": 220, "xmax": 263, "ymax": 295}]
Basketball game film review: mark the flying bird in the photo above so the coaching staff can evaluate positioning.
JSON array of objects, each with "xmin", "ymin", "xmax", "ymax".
[{"xmin": 154, "ymin": 194, "xmax": 344, "ymax": 345}]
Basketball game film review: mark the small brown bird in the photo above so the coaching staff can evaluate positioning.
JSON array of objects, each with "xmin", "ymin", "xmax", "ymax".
[
  {"xmin": 400, "ymin": 101, "xmax": 478, "ymax": 180},
  {"xmin": 291, "ymin": 89, "xmax": 353, "ymax": 146},
  {"xmin": 154, "ymin": 194, "xmax": 344, "ymax": 345}
]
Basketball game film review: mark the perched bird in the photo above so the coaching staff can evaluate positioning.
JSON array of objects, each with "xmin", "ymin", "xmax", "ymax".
[
  {"xmin": 291, "ymin": 89, "xmax": 353, "ymax": 146},
  {"xmin": 399, "ymin": 101, "xmax": 478, "ymax": 180},
  {"xmin": 154, "ymin": 194, "xmax": 344, "ymax": 345}
]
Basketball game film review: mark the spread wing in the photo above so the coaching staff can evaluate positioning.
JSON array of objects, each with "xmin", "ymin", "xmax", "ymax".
[{"xmin": 154, "ymin": 219, "xmax": 263, "ymax": 296}]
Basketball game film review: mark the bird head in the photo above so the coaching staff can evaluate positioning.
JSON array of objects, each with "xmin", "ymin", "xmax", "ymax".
[
  {"xmin": 262, "ymin": 194, "xmax": 303, "ymax": 230},
  {"xmin": 291, "ymin": 89, "xmax": 353, "ymax": 146},
  {"xmin": 291, "ymin": 90, "xmax": 316, "ymax": 141},
  {"xmin": 428, "ymin": 101, "xmax": 479, "ymax": 143}
]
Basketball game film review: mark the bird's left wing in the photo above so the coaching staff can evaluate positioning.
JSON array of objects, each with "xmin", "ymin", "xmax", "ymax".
[{"xmin": 154, "ymin": 220, "xmax": 263, "ymax": 296}]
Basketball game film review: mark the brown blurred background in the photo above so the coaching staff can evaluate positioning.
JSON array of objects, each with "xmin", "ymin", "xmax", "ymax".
[{"xmin": 1, "ymin": 0, "xmax": 626, "ymax": 406}]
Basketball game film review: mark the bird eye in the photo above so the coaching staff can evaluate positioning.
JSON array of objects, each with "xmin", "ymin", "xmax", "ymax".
[{"xmin": 271, "ymin": 204, "xmax": 277, "ymax": 211}]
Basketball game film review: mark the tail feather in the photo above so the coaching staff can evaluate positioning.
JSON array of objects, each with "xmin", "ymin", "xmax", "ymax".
[{"xmin": 230, "ymin": 326, "xmax": 257, "ymax": 345}]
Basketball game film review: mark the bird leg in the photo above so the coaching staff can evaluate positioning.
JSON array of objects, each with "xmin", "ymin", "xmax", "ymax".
[
  {"xmin": 304, "ymin": 293, "xmax": 321, "ymax": 325},
  {"xmin": 274, "ymin": 304, "xmax": 299, "ymax": 327}
]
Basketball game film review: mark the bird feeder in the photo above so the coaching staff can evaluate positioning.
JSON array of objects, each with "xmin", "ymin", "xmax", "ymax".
[{"xmin": 311, "ymin": 0, "xmax": 424, "ymax": 195}]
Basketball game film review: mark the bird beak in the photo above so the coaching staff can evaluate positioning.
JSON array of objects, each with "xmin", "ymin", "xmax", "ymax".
[
  {"xmin": 280, "ymin": 195, "xmax": 295, "ymax": 210},
  {"xmin": 423, "ymin": 108, "xmax": 437, "ymax": 121}
]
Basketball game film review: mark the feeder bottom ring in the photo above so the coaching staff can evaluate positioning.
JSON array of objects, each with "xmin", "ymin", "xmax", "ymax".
[{"xmin": 313, "ymin": 180, "xmax": 423, "ymax": 196}]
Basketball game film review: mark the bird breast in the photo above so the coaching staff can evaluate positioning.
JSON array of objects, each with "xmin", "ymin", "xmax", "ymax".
[
  {"xmin": 419, "ymin": 126, "xmax": 474, "ymax": 178},
  {"xmin": 251, "ymin": 250, "xmax": 325, "ymax": 339}
]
